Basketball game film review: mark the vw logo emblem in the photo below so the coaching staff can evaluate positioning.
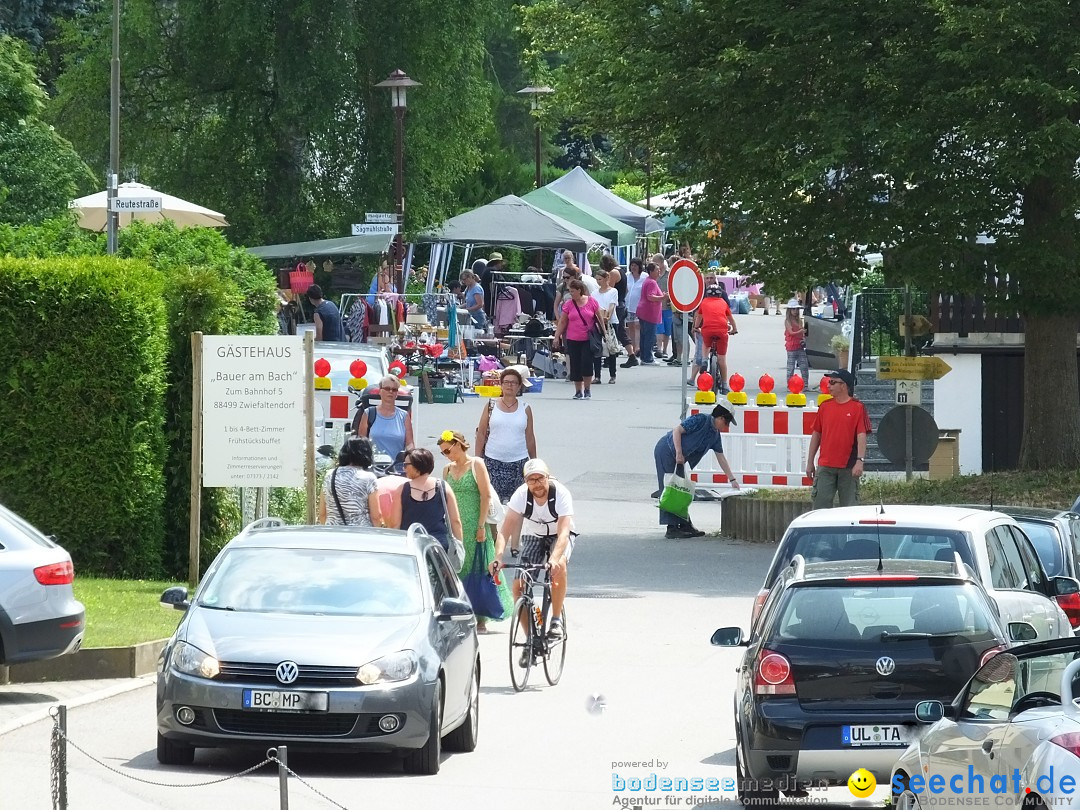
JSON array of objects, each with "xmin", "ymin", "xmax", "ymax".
[
  {"xmin": 876, "ymin": 656, "xmax": 896, "ymax": 676},
  {"xmin": 275, "ymin": 661, "xmax": 299, "ymax": 685}
]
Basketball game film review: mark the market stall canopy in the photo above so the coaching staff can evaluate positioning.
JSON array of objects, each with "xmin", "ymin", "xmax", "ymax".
[
  {"xmin": 414, "ymin": 195, "xmax": 610, "ymax": 252},
  {"xmin": 545, "ymin": 167, "xmax": 664, "ymax": 233},
  {"xmin": 638, "ymin": 183, "xmax": 707, "ymax": 230},
  {"xmin": 68, "ymin": 181, "xmax": 229, "ymax": 230},
  {"xmin": 522, "ymin": 187, "xmax": 637, "ymax": 246},
  {"xmin": 247, "ymin": 233, "xmax": 393, "ymax": 260}
]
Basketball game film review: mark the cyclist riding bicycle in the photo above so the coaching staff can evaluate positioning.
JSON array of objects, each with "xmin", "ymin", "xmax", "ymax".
[
  {"xmin": 489, "ymin": 458, "xmax": 575, "ymax": 640},
  {"xmin": 693, "ymin": 284, "xmax": 738, "ymax": 392}
]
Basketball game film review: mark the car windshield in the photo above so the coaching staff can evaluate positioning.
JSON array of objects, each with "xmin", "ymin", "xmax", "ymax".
[
  {"xmin": 774, "ymin": 583, "xmax": 998, "ymax": 643},
  {"xmin": 778, "ymin": 528, "xmax": 973, "ymax": 575},
  {"xmin": 197, "ymin": 548, "xmax": 423, "ymax": 617},
  {"xmin": 1016, "ymin": 520, "xmax": 1064, "ymax": 577}
]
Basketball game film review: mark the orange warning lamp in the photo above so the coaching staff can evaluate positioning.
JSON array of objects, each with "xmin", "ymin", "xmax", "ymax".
[
  {"xmin": 314, "ymin": 358, "xmax": 331, "ymax": 377},
  {"xmin": 697, "ymin": 373, "xmax": 714, "ymax": 392},
  {"xmin": 350, "ymin": 359, "xmax": 368, "ymax": 378},
  {"xmin": 759, "ymin": 374, "xmax": 775, "ymax": 394},
  {"xmin": 788, "ymin": 375, "xmax": 805, "ymax": 394},
  {"xmin": 727, "ymin": 373, "xmax": 748, "ymax": 406},
  {"xmin": 729, "ymin": 373, "xmax": 745, "ymax": 392}
]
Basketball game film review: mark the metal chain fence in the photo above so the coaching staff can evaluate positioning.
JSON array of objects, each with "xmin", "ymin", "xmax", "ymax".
[{"xmin": 49, "ymin": 706, "xmax": 351, "ymax": 810}]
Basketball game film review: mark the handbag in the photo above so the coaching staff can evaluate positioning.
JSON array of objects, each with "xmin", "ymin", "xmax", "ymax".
[
  {"xmin": 573, "ymin": 300, "xmax": 603, "ymax": 357},
  {"xmin": 604, "ymin": 325, "xmax": 622, "ymax": 356},
  {"xmin": 473, "ymin": 459, "xmax": 504, "ymax": 525},
  {"xmin": 330, "ymin": 468, "xmax": 348, "ymax": 523},
  {"xmin": 436, "ymin": 480, "xmax": 467, "ymax": 569},
  {"xmin": 459, "ymin": 543, "xmax": 507, "ymax": 620},
  {"xmin": 658, "ymin": 464, "xmax": 695, "ymax": 520}
]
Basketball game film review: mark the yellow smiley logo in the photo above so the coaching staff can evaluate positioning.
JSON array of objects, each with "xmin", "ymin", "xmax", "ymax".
[{"xmin": 848, "ymin": 768, "xmax": 877, "ymax": 798}]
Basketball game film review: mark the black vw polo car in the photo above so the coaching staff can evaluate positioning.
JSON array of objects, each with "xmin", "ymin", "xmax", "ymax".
[{"xmin": 711, "ymin": 558, "xmax": 1018, "ymax": 805}]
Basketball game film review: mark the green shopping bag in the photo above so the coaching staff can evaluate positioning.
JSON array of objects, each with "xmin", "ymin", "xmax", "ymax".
[{"xmin": 658, "ymin": 466, "xmax": 694, "ymax": 520}]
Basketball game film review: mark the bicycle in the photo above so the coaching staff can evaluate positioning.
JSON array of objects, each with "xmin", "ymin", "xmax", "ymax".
[{"xmin": 497, "ymin": 561, "xmax": 567, "ymax": 691}]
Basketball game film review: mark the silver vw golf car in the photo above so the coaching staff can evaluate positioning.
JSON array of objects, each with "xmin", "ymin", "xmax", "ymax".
[{"xmin": 156, "ymin": 519, "xmax": 479, "ymax": 774}]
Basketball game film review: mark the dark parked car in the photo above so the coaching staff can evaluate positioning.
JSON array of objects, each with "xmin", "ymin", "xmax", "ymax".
[
  {"xmin": 712, "ymin": 558, "xmax": 1017, "ymax": 805},
  {"xmin": 156, "ymin": 519, "xmax": 479, "ymax": 774}
]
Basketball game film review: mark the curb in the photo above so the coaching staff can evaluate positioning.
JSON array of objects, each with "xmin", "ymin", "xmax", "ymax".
[
  {"xmin": 0, "ymin": 674, "xmax": 154, "ymax": 737},
  {"xmin": 0, "ymin": 639, "xmax": 168, "ymax": 685}
]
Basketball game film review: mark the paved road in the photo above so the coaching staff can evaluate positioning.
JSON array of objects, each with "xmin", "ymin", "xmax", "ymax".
[{"xmin": 0, "ymin": 311, "xmax": 843, "ymax": 809}]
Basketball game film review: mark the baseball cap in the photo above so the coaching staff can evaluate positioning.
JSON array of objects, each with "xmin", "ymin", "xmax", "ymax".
[
  {"xmin": 523, "ymin": 459, "xmax": 550, "ymax": 478},
  {"xmin": 826, "ymin": 369, "xmax": 855, "ymax": 391},
  {"xmin": 711, "ymin": 404, "xmax": 737, "ymax": 425}
]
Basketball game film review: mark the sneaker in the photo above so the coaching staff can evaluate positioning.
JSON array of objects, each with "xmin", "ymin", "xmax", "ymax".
[
  {"xmin": 608, "ymin": 377, "xmax": 616, "ymax": 384},
  {"xmin": 620, "ymin": 356, "xmax": 639, "ymax": 368},
  {"xmin": 518, "ymin": 648, "xmax": 533, "ymax": 668},
  {"xmin": 665, "ymin": 526, "xmax": 697, "ymax": 539},
  {"xmin": 656, "ymin": 352, "xmax": 668, "ymax": 360},
  {"xmin": 667, "ymin": 358, "xmax": 681, "ymax": 366},
  {"xmin": 573, "ymin": 392, "xmax": 583, "ymax": 400},
  {"xmin": 547, "ymin": 618, "xmax": 564, "ymax": 639},
  {"xmin": 650, "ymin": 490, "xmax": 661, "ymax": 498},
  {"xmin": 583, "ymin": 389, "xmax": 591, "ymax": 399},
  {"xmin": 640, "ymin": 360, "xmax": 657, "ymax": 366}
]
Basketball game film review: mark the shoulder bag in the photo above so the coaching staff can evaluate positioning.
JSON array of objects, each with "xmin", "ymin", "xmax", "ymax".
[
  {"xmin": 330, "ymin": 468, "xmax": 349, "ymax": 524},
  {"xmin": 436, "ymin": 480, "xmax": 467, "ymax": 569},
  {"xmin": 573, "ymin": 300, "xmax": 604, "ymax": 358},
  {"xmin": 472, "ymin": 458, "xmax": 504, "ymax": 525}
]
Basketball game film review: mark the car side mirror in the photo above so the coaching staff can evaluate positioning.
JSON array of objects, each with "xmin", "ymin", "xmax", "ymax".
[
  {"xmin": 160, "ymin": 586, "xmax": 190, "ymax": 611},
  {"xmin": 1052, "ymin": 576, "xmax": 1080, "ymax": 597},
  {"xmin": 710, "ymin": 627, "xmax": 745, "ymax": 646},
  {"xmin": 915, "ymin": 700, "xmax": 945, "ymax": 723},
  {"xmin": 438, "ymin": 597, "xmax": 474, "ymax": 621},
  {"xmin": 1008, "ymin": 621, "xmax": 1038, "ymax": 642}
]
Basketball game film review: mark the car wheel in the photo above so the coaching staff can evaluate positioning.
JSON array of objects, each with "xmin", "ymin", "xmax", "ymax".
[
  {"xmin": 156, "ymin": 731, "xmax": 194, "ymax": 766},
  {"xmin": 402, "ymin": 683, "xmax": 442, "ymax": 775},
  {"xmin": 444, "ymin": 661, "xmax": 479, "ymax": 753},
  {"xmin": 735, "ymin": 734, "xmax": 778, "ymax": 808}
]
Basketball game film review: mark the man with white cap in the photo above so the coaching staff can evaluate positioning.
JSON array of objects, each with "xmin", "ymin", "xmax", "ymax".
[{"xmin": 490, "ymin": 458, "xmax": 574, "ymax": 650}]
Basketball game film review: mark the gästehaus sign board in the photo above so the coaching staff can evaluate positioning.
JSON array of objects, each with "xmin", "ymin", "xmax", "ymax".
[{"xmin": 201, "ymin": 336, "xmax": 306, "ymax": 487}]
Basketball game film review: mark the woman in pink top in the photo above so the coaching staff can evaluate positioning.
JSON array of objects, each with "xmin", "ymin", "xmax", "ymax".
[
  {"xmin": 635, "ymin": 262, "xmax": 664, "ymax": 365},
  {"xmin": 552, "ymin": 278, "xmax": 601, "ymax": 399}
]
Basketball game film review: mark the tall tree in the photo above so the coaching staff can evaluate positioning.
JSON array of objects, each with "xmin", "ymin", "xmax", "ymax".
[
  {"xmin": 525, "ymin": 0, "xmax": 1080, "ymax": 469},
  {"xmin": 0, "ymin": 35, "xmax": 93, "ymax": 225},
  {"xmin": 48, "ymin": 0, "xmax": 500, "ymax": 245}
]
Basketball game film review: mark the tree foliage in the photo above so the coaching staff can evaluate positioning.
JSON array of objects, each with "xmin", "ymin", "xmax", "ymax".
[
  {"xmin": 47, "ymin": 0, "xmax": 520, "ymax": 245},
  {"xmin": 525, "ymin": 0, "xmax": 1080, "ymax": 469},
  {"xmin": 0, "ymin": 35, "xmax": 93, "ymax": 225}
]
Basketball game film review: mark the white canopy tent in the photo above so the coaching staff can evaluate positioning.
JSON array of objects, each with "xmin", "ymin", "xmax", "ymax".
[{"xmin": 68, "ymin": 181, "xmax": 229, "ymax": 231}]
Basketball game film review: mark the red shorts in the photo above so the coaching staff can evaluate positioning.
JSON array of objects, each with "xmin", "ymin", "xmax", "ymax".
[{"xmin": 701, "ymin": 328, "xmax": 729, "ymax": 356}]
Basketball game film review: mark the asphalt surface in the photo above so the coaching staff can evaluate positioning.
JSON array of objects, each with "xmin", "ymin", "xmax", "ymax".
[{"xmin": 0, "ymin": 310, "xmax": 864, "ymax": 809}]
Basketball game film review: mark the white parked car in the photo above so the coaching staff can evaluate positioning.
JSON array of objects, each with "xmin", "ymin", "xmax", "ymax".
[
  {"xmin": 755, "ymin": 506, "xmax": 1077, "ymax": 642},
  {"xmin": 892, "ymin": 637, "xmax": 1080, "ymax": 810}
]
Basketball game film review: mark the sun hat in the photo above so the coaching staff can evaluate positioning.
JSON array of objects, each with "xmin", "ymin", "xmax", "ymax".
[
  {"xmin": 488, "ymin": 252, "xmax": 504, "ymax": 262},
  {"xmin": 786, "ymin": 298, "xmax": 801, "ymax": 309}
]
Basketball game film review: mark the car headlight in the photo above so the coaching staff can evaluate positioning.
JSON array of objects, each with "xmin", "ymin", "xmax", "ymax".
[
  {"xmin": 171, "ymin": 641, "xmax": 220, "ymax": 679},
  {"xmin": 356, "ymin": 651, "xmax": 417, "ymax": 685}
]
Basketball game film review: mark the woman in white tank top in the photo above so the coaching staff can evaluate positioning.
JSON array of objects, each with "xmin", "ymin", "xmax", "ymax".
[{"xmin": 475, "ymin": 367, "xmax": 536, "ymax": 502}]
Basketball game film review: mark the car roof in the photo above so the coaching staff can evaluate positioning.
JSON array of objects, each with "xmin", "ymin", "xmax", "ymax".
[
  {"xmin": 788, "ymin": 504, "xmax": 1009, "ymax": 530},
  {"xmin": 955, "ymin": 504, "xmax": 1074, "ymax": 521},
  {"xmin": 225, "ymin": 524, "xmax": 435, "ymax": 557},
  {"xmin": 788, "ymin": 558, "xmax": 975, "ymax": 585}
]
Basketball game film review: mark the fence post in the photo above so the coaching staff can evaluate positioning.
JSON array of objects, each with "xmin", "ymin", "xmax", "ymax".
[
  {"xmin": 278, "ymin": 745, "xmax": 289, "ymax": 810},
  {"xmin": 53, "ymin": 704, "xmax": 68, "ymax": 810}
]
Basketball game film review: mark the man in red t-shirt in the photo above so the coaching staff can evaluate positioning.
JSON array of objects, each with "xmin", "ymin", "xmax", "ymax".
[{"xmin": 806, "ymin": 369, "xmax": 872, "ymax": 508}]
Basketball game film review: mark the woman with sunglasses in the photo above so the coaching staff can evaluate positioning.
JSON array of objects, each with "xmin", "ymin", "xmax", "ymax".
[
  {"xmin": 390, "ymin": 448, "xmax": 462, "ymax": 555},
  {"xmin": 438, "ymin": 430, "xmax": 512, "ymax": 632},
  {"xmin": 355, "ymin": 375, "xmax": 415, "ymax": 467}
]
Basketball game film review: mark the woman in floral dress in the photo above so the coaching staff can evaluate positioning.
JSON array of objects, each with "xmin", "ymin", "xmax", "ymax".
[{"xmin": 438, "ymin": 430, "xmax": 513, "ymax": 632}]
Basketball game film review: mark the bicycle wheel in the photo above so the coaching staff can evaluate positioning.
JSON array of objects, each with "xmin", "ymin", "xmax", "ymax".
[
  {"xmin": 543, "ymin": 608, "xmax": 567, "ymax": 686},
  {"xmin": 708, "ymin": 349, "xmax": 721, "ymax": 395},
  {"xmin": 508, "ymin": 598, "xmax": 533, "ymax": 692}
]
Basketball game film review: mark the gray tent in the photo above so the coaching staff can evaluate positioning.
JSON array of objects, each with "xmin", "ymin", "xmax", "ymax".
[
  {"xmin": 545, "ymin": 166, "xmax": 664, "ymax": 233},
  {"xmin": 414, "ymin": 195, "xmax": 610, "ymax": 252},
  {"xmin": 522, "ymin": 187, "xmax": 637, "ymax": 246},
  {"xmin": 247, "ymin": 233, "xmax": 392, "ymax": 259}
]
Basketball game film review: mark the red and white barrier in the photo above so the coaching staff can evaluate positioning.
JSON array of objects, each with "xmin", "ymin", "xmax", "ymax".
[{"xmin": 687, "ymin": 403, "xmax": 816, "ymax": 491}]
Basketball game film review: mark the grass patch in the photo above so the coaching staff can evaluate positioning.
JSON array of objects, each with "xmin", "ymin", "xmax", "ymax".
[
  {"xmin": 747, "ymin": 470, "xmax": 1080, "ymax": 509},
  {"xmin": 74, "ymin": 578, "xmax": 184, "ymax": 648}
]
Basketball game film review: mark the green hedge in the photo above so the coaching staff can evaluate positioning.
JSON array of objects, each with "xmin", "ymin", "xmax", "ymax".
[
  {"xmin": 0, "ymin": 256, "xmax": 167, "ymax": 575},
  {"xmin": 0, "ymin": 218, "xmax": 278, "ymax": 577}
]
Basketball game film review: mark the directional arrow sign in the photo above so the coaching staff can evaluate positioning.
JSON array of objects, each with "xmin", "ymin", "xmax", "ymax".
[
  {"xmin": 898, "ymin": 314, "xmax": 933, "ymax": 337},
  {"xmin": 895, "ymin": 379, "xmax": 922, "ymax": 406},
  {"xmin": 877, "ymin": 356, "xmax": 952, "ymax": 381}
]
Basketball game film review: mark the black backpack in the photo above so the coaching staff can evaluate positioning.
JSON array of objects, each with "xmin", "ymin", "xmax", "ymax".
[{"xmin": 524, "ymin": 483, "xmax": 558, "ymax": 522}]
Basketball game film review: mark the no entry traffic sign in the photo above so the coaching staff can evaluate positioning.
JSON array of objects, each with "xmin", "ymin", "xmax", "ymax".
[{"xmin": 668, "ymin": 259, "xmax": 704, "ymax": 313}]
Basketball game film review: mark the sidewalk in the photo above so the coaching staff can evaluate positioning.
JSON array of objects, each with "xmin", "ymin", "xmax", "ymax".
[{"xmin": 0, "ymin": 675, "xmax": 153, "ymax": 736}]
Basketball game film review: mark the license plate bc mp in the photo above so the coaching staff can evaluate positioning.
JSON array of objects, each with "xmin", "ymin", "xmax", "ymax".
[
  {"xmin": 242, "ymin": 690, "xmax": 329, "ymax": 712},
  {"xmin": 842, "ymin": 724, "xmax": 909, "ymax": 746}
]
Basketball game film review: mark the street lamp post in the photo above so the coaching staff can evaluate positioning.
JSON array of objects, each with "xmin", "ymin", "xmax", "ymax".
[
  {"xmin": 517, "ymin": 85, "xmax": 554, "ymax": 189},
  {"xmin": 375, "ymin": 70, "xmax": 421, "ymax": 289},
  {"xmin": 107, "ymin": 0, "xmax": 121, "ymax": 254}
]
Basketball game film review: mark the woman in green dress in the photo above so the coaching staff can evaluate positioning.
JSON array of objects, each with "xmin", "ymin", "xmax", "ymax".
[{"xmin": 438, "ymin": 430, "xmax": 513, "ymax": 632}]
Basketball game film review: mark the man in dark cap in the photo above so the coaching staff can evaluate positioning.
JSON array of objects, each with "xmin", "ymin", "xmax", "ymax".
[
  {"xmin": 653, "ymin": 404, "xmax": 740, "ymax": 538},
  {"xmin": 806, "ymin": 369, "xmax": 872, "ymax": 508}
]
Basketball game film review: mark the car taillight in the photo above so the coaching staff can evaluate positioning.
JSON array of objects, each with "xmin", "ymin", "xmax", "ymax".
[
  {"xmin": 846, "ymin": 575, "xmax": 918, "ymax": 581},
  {"xmin": 1055, "ymin": 593, "xmax": 1080, "ymax": 628},
  {"xmin": 754, "ymin": 651, "xmax": 796, "ymax": 696},
  {"xmin": 751, "ymin": 588, "xmax": 769, "ymax": 626},
  {"xmin": 34, "ymin": 561, "xmax": 73, "ymax": 585},
  {"xmin": 858, "ymin": 519, "xmax": 896, "ymax": 524},
  {"xmin": 1050, "ymin": 732, "xmax": 1080, "ymax": 757},
  {"xmin": 980, "ymin": 644, "xmax": 1007, "ymax": 667}
]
